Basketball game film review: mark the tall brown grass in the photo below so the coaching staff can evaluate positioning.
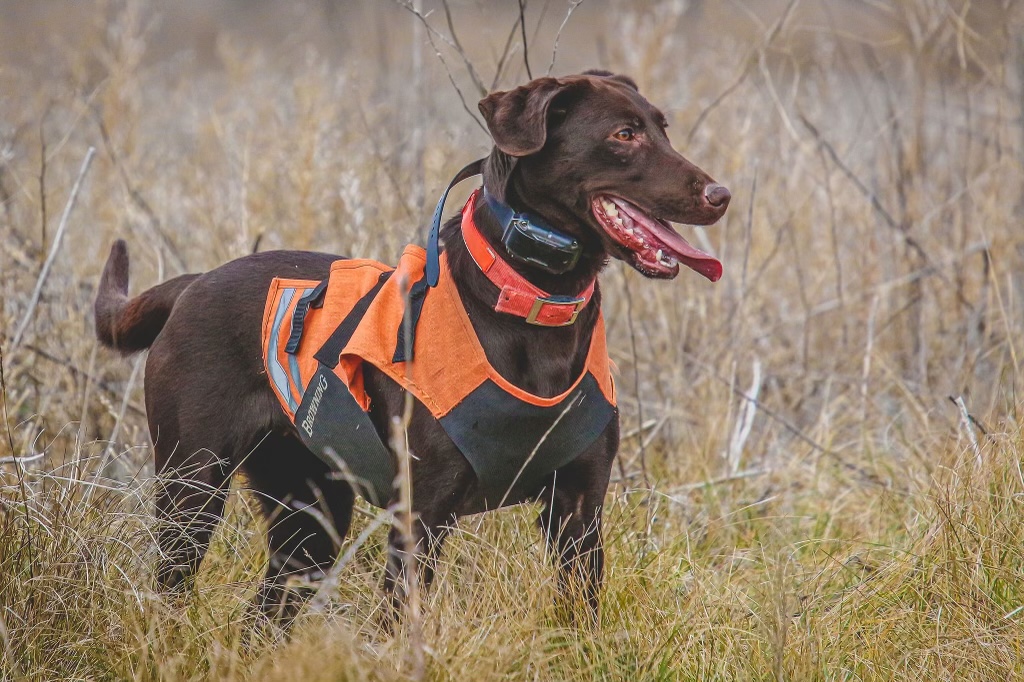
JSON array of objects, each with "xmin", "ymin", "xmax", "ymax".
[{"xmin": 2, "ymin": 1, "xmax": 1023, "ymax": 679}]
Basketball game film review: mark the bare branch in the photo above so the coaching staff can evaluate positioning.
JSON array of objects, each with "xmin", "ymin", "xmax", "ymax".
[
  {"xmin": 393, "ymin": 0, "xmax": 489, "ymax": 134},
  {"xmin": 686, "ymin": 0, "xmax": 801, "ymax": 144},
  {"xmin": 422, "ymin": 26, "xmax": 490, "ymax": 135},
  {"xmin": 492, "ymin": 14, "xmax": 524, "ymax": 90},
  {"xmin": 518, "ymin": 0, "xmax": 533, "ymax": 79},
  {"xmin": 93, "ymin": 111, "xmax": 187, "ymax": 272},
  {"xmin": 547, "ymin": 0, "xmax": 585, "ymax": 75},
  {"xmin": 797, "ymin": 112, "xmax": 948, "ymax": 286},
  {"xmin": 0, "ymin": 452, "xmax": 43, "ymax": 466},
  {"xmin": 397, "ymin": 0, "xmax": 488, "ymax": 97},
  {"xmin": 952, "ymin": 396, "xmax": 983, "ymax": 470},
  {"xmin": 37, "ymin": 111, "xmax": 48, "ymax": 264},
  {"xmin": 623, "ymin": 275, "xmax": 649, "ymax": 489},
  {"xmin": 0, "ymin": 340, "xmax": 15, "ymax": 454},
  {"xmin": 439, "ymin": 0, "xmax": 488, "ymax": 95},
  {"xmin": 529, "ymin": 0, "xmax": 555, "ymax": 56},
  {"xmin": 12, "ymin": 146, "xmax": 96, "ymax": 350}
]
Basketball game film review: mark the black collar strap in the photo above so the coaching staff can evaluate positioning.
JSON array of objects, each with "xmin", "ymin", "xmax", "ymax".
[
  {"xmin": 426, "ymin": 159, "xmax": 583, "ymax": 285},
  {"xmin": 481, "ymin": 189, "xmax": 582, "ymax": 275},
  {"xmin": 426, "ymin": 159, "xmax": 485, "ymax": 287}
]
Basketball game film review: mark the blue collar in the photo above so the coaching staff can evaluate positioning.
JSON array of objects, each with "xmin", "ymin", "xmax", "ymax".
[{"xmin": 427, "ymin": 159, "xmax": 484, "ymax": 287}]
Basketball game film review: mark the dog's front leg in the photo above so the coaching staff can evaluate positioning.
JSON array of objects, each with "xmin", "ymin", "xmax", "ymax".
[
  {"xmin": 378, "ymin": 435, "xmax": 474, "ymax": 629},
  {"xmin": 539, "ymin": 483, "xmax": 605, "ymax": 626},
  {"xmin": 536, "ymin": 425, "xmax": 617, "ymax": 627},
  {"xmin": 381, "ymin": 513, "xmax": 451, "ymax": 625},
  {"xmin": 538, "ymin": 484, "xmax": 609, "ymax": 626}
]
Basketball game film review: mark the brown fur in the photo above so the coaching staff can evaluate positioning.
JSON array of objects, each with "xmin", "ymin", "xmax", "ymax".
[{"xmin": 94, "ymin": 71, "xmax": 729, "ymax": 628}]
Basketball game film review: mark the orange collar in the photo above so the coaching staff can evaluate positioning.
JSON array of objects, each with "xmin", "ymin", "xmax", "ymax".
[{"xmin": 459, "ymin": 190, "xmax": 596, "ymax": 326}]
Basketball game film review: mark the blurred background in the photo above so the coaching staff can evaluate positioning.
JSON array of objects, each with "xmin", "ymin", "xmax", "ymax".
[
  {"xmin": 2, "ymin": 0, "xmax": 1021, "ymax": 481},
  {"xmin": 2, "ymin": 2, "xmax": 1024, "ymax": 678}
]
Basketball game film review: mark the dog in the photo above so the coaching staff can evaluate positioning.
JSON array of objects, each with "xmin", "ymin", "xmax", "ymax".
[{"xmin": 94, "ymin": 70, "xmax": 730, "ymax": 626}]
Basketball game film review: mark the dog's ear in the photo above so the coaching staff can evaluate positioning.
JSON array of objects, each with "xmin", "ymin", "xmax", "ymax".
[
  {"xmin": 478, "ymin": 77, "xmax": 577, "ymax": 157},
  {"xmin": 582, "ymin": 69, "xmax": 639, "ymax": 91}
]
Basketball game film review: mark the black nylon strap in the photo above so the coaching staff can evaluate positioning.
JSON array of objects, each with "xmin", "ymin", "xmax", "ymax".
[
  {"xmin": 313, "ymin": 271, "xmax": 392, "ymax": 369},
  {"xmin": 285, "ymin": 279, "xmax": 329, "ymax": 355},
  {"xmin": 425, "ymin": 158, "xmax": 485, "ymax": 287},
  {"xmin": 294, "ymin": 366, "xmax": 396, "ymax": 507},
  {"xmin": 391, "ymin": 273, "xmax": 429, "ymax": 363}
]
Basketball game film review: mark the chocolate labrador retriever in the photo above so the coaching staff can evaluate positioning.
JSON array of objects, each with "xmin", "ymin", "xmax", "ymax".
[{"xmin": 94, "ymin": 70, "xmax": 729, "ymax": 626}]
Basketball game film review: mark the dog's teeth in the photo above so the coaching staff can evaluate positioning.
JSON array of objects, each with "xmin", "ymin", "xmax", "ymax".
[
  {"xmin": 656, "ymin": 249, "xmax": 663, "ymax": 261},
  {"xmin": 601, "ymin": 199, "xmax": 618, "ymax": 217},
  {"xmin": 615, "ymin": 217, "xmax": 623, "ymax": 226}
]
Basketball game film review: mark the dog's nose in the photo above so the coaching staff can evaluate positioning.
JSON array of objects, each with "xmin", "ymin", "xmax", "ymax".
[{"xmin": 704, "ymin": 183, "xmax": 731, "ymax": 208}]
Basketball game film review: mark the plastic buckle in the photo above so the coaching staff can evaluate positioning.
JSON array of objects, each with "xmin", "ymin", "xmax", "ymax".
[{"xmin": 525, "ymin": 296, "xmax": 586, "ymax": 326}]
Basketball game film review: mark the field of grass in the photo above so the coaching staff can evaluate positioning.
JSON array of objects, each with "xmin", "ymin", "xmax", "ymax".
[{"xmin": 2, "ymin": 1, "xmax": 1024, "ymax": 680}]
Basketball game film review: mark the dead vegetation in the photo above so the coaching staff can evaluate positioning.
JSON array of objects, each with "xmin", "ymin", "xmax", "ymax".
[{"xmin": 2, "ymin": 1, "xmax": 1024, "ymax": 680}]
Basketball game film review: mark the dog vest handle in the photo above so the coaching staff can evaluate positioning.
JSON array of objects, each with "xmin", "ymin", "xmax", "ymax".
[
  {"xmin": 284, "ymin": 279, "xmax": 329, "ymax": 355},
  {"xmin": 425, "ymin": 158, "xmax": 485, "ymax": 287}
]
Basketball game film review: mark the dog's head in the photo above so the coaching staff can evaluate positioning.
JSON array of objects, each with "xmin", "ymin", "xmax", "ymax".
[{"xmin": 479, "ymin": 70, "xmax": 729, "ymax": 281}]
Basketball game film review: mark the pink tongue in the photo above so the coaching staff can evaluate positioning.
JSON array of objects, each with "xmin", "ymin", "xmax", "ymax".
[{"xmin": 653, "ymin": 226, "xmax": 723, "ymax": 282}]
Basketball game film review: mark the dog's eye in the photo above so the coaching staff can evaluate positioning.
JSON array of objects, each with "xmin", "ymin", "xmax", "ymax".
[{"xmin": 613, "ymin": 127, "xmax": 636, "ymax": 142}]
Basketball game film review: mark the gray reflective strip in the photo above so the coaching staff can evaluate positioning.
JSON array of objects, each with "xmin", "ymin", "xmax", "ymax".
[{"xmin": 267, "ymin": 287, "xmax": 298, "ymax": 412}]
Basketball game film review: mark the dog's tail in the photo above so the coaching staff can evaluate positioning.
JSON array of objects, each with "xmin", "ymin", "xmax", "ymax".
[{"xmin": 94, "ymin": 240, "xmax": 201, "ymax": 354}]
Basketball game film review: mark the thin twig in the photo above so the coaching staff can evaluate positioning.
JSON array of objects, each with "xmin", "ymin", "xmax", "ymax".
[
  {"xmin": 518, "ymin": 0, "xmax": 533, "ymax": 79},
  {"xmin": 20, "ymin": 343, "xmax": 146, "ymax": 418},
  {"xmin": 93, "ymin": 113, "xmax": 186, "ymax": 272},
  {"xmin": 679, "ymin": 350, "xmax": 847, "ymax": 467},
  {"xmin": 948, "ymin": 395, "xmax": 991, "ymax": 437},
  {"xmin": 497, "ymin": 394, "xmax": 577, "ymax": 509},
  {"xmin": 623, "ymin": 275, "xmax": 650, "ymax": 489},
  {"xmin": 547, "ymin": 0, "xmax": 584, "ymax": 75},
  {"xmin": 492, "ymin": 14, "xmax": 524, "ymax": 90},
  {"xmin": 0, "ymin": 340, "xmax": 14, "ymax": 454},
  {"xmin": 11, "ymin": 146, "xmax": 95, "ymax": 350},
  {"xmin": 620, "ymin": 418, "xmax": 658, "ymax": 440},
  {"xmin": 37, "ymin": 114, "xmax": 48, "ymax": 266},
  {"xmin": 439, "ymin": 0, "xmax": 488, "ymax": 95},
  {"xmin": 860, "ymin": 295, "xmax": 880, "ymax": 426},
  {"xmin": 726, "ymin": 358, "xmax": 762, "ymax": 475},
  {"xmin": 419, "ymin": 22, "xmax": 489, "ymax": 135},
  {"xmin": 686, "ymin": 0, "xmax": 800, "ymax": 144},
  {"xmin": 664, "ymin": 468, "xmax": 771, "ymax": 495},
  {"xmin": 0, "ymin": 337, "xmax": 38, "ymax": 618},
  {"xmin": 0, "ymin": 453, "xmax": 44, "ymax": 466},
  {"xmin": 797, "ymin": 113, "xmax": 942, "ymax": 276},
  {"xmin": 952, "ymin": 396, "xmax": 983, "ymax": 470},
  {"xmin": 740, "ymin": 164, "xmax": 757, "ymax": 299},
  {"xmin": 92, "ymin": 354, "xmax": 144, "ymax": 490},
  {"xmin": 397, "ymin": 0, "xmax": 488, "ymax": 97},
  {"xmin": 391, "ymin": 274, "xmax": 424, "ymax": 680},
  {"xmin": 75, "ymin": 341, "xmax": 100, "ymax": 482},
  {"xmin": 0, "ymin": 608, "xmax": 25, "ymax": 682},
  {"xmin": 306, "ymin": 508, "xmax": 394, "ymax": 613}
]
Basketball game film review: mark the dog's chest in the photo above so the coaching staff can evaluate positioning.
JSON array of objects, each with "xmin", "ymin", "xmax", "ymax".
[{"xmin": 261, "ymin": 246, "xmax": 617, "ymax": 508}]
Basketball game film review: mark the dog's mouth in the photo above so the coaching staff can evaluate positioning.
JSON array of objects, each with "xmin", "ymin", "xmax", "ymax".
[{"xmin": 591, "ymin": 195, "xmax": 722, "ymax": 281}]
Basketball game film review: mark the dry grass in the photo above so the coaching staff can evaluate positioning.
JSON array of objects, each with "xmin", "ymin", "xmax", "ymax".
[{"xmin": 2, "ymin": 1, "xmax": 1024, "ymax": 680}]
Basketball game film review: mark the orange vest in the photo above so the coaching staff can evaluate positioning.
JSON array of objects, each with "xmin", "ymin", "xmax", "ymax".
[{"xmin": 262, "ymin": 246, "xmax": 616, "ymax": 507}]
